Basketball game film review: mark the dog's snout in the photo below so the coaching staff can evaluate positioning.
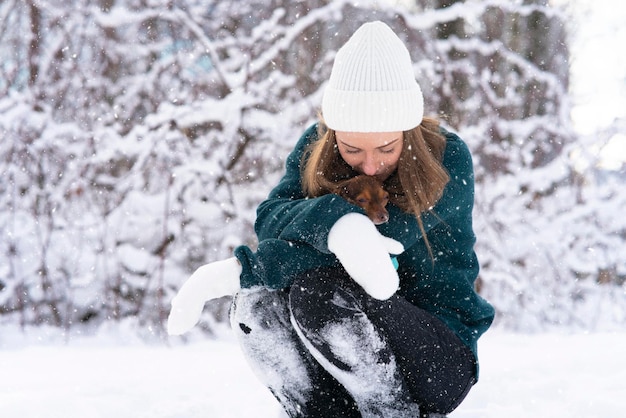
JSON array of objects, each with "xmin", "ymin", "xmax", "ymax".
[{"xmin": 373, "ymin": 211, "xmax": 389, "ymax": 225}]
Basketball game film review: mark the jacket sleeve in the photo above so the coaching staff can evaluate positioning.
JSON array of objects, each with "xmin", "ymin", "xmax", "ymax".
[
  {"xmin": 233, "ymin": 124, "xmax": 366, "ymax": 290},
  {"xmin": 253, "ymin": 124, "xmax": 366, "ymax": 253}
]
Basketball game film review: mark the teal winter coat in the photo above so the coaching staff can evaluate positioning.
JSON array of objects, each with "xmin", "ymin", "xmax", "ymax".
[{"xmin": 234, "ymin": 123, "xmax": 494, "ymax": 361}]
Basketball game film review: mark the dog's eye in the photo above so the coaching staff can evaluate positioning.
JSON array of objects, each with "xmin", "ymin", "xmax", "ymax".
[{"xmin": 357, "ymin": 198, "xmax": 368, "ymax": 204}]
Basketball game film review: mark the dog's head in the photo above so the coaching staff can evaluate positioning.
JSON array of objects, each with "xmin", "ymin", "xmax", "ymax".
[{"xmin": 335, "ymin": 175, "xmax": 390, "ymax": 225}]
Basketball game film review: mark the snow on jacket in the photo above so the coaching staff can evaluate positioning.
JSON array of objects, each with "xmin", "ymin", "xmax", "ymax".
[{"xmin": 234, "ymin": 123, "xmax": 495, "ymax": 360}]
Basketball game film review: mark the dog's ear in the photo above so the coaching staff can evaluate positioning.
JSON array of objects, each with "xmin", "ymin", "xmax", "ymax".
[{"xmin": 335, "ymin": 178, "xmax": 363, "ymax": 201}]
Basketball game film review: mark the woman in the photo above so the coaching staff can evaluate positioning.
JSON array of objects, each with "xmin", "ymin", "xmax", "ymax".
[{"xmin": 168, "ymin": 21, "xmax": 494, "ymax": 417}]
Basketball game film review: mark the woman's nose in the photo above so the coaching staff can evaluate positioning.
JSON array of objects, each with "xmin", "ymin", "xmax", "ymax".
[{"xmin": 361, "ymin": 157, "xmax": 378, "ymax": 176}]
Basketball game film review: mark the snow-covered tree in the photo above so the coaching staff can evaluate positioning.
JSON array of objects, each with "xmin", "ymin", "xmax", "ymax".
[
  {"xmin": 0, "ymin": 0, "xmax": 624, "ymax": 334},
  {"xmin": 0, "ymin": 0, "xmax": 350, "ymax": 332}
]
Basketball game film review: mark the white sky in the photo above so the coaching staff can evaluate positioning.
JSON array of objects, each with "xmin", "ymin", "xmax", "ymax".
[
  {"xmin": 560, "ymin": 0, "xmax": 626, "ymax": 134},
  {"xmin": 551, "ymin": 0, "xmax": 626, "ymax": 168}
]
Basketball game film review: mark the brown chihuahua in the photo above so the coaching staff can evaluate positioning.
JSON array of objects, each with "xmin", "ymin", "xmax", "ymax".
[{"xmin": 333, "ymin": 175, "xmax": 390, "ymax": 225}]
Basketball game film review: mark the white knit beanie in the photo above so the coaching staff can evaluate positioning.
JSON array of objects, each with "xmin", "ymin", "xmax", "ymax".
[{"xmin": 322, "ymin": 21, "xmax": 424, "ymax": 133}]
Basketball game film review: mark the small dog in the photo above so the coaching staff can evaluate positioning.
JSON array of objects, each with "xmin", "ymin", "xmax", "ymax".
[{"xmin": 333, "ymin": 175, "xmax": 390, "ymax": 225}]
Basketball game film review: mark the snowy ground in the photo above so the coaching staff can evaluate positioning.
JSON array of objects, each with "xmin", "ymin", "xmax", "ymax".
[{"xmin": 1, "ymin": 324, "xmax": 625, "ymax": 418}]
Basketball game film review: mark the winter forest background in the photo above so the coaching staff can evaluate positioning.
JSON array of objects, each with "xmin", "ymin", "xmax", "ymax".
[{"xmin": 1, "ymin": 0, "xmax": 624, "ymax": 339}]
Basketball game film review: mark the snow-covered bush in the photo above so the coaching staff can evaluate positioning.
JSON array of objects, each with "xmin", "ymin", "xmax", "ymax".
[{"xmin": 0, "ymin": 0, "xmax": 623, "ymax": 334}]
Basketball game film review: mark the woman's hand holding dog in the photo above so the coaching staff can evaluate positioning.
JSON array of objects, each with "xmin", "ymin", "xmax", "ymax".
[
  {"xmin": 328, "ymin": 213, "xmax": 404, "ymax": 300},
  {"xmin": 167, "ymin": 257, "xmax": 241, "ymax": 335}
]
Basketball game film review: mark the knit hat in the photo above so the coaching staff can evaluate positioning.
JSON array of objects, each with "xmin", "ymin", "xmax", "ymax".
[{"xmin": 322, "ymin": 21, "xmax": 424, "ymax": 133}]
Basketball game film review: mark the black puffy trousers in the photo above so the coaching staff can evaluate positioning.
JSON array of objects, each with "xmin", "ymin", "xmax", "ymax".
[{"xmin": 230, "ymin": 267, "xmax": 476, "ymax": 418}]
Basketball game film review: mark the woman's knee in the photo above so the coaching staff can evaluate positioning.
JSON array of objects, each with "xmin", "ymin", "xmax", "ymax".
[
  {"xmin": 289, "ymin": 267, "xmax": 366, "ymax": 332},
  {"xmin": 230, "ymin": 287, "xmax": 291, "ymax": 335}
]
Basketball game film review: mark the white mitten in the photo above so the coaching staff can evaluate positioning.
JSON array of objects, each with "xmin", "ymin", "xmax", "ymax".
[
  {"xmin": 167, "ymin": 257, "xmax": 242, "ymax": 335},
  {"xmin": 328, "ymin": 213, "xmax": 404, "ymax": 300}
]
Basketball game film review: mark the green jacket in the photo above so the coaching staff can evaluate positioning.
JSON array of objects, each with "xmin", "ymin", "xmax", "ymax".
[{"xmin": 235, "ymin": 123, "xmax": 494, "ymax": 359}]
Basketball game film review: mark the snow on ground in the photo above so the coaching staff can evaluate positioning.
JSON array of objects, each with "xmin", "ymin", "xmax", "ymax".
[{"xmin": 1, "ymin": 324, "xmax": 625, "ymax": 418}]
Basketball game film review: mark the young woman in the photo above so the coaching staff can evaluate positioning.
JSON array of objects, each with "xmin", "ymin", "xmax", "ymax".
[{"xmin": 168, "ymin": 21, "xmax": 494, "ymax": 417}]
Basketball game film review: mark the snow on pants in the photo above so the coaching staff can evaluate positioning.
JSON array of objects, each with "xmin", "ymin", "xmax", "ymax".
[{"xmin": 230, "ymin": 266, "xmax": 476, "ymax": 417}]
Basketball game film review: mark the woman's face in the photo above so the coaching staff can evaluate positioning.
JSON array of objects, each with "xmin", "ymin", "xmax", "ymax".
[{"xmin": 335, "ymin": 131, "xmax": 403, "ymax": 181}]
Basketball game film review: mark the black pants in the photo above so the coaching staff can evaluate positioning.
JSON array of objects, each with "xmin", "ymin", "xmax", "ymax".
[{"xmin": 230, "ymin": 267, "xmax": 476, "ymax": 417}]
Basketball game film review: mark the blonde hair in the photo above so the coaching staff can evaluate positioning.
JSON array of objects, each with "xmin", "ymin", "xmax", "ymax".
[{"xmin": 302, "ymin": 117, "xmax": 450, "ymax": 258}]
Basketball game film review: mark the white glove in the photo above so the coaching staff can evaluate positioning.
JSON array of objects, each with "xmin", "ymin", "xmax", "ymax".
[
  {"xmin": 167, "ymin": 257, "xmax": 242, "ymax": 335},
  {"xmin": 328, "ymin": 213, "xmax": 404, "ymax": 300}
]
